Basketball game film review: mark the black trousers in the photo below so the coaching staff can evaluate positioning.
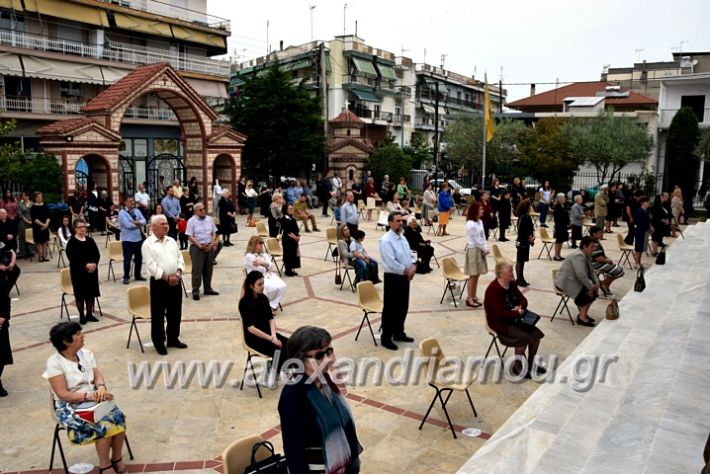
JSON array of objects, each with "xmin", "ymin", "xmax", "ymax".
[
  {"xmin": 150, "ymin": 277, "xmax": 183, "ymax": 348},
  {"xmin": 382, "ymin": 273, "xmax": 410, "ymax": 341},
  {"xmin": 625, "ymin": 221, "xmax": 636, "ymax": 245},
  {"xmin": 122, "ymin": 240, "xmax": 143, "ymax": 279},
  {"xmin": 167, "ymin": 217, "xmax": 178, "ymax": 240}
]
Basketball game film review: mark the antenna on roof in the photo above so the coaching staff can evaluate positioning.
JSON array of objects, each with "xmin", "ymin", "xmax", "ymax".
[{"xmin": 635, "ymin": 48, "xmax": 644, "ymax": 62}]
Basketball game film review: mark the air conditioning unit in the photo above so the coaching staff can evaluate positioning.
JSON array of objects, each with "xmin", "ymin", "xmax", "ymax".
[{"xmin": 605, "ymin": 85, "xmax": 621, "ymax": 92}]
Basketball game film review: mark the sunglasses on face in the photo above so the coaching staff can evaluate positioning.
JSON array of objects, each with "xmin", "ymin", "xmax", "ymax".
[{"xmin": 306, "ymin": 347, "xmax": 334, "ymax": 360}]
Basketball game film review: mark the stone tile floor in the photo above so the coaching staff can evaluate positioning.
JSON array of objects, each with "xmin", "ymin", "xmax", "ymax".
[{"xmin": 0, "ymin": 212, "xmax": 675, "ymax": 473}]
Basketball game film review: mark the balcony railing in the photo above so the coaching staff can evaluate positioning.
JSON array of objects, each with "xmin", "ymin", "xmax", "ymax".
[
  {"xmin": 391, "ymin": 114, "xmax": 411, "ymax": 125},
  {"xmin": 415, "ymin": 116, "xmax": 445, "ymax": 129},
  {"xmin": 0, "ymin": 95, "xmax": 177, "ymax": 120},
  {"xmin": 0, "ymin": 28, "xmax": 231, "ymax": 78},
  {"xmin": 95, "ymin": 0, "xmax": 230, "ymax": 31},
  {"xmin": 374, "ymin": 111, "xmax": 393, "ymax": 122},
  {"xmin": 348, "ymin": 105, "xmax": 372, "ymax": 119},
  {"xmin": 660, "ymin": 108, "xmax": 710, "ymax": 127},
  {"xmin": 342, "ymin": 74, "xmax": 376, "ymax": 88}
]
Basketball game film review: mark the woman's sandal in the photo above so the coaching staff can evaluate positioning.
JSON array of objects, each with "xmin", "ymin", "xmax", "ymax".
[{"xmin": 112, "ymin": 457, "xmax": 129, "ymax": 474}]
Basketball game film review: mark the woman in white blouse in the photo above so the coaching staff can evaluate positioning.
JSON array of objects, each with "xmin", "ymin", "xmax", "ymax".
[
  {"xmin": 57, "ymin": 214, "xmax": 73, "ymax": 248},
  {"xmin": 386, "ymin": 194, "xmax": 412, "ymax": 219},
  {"xmin": 422, "ymin": 183, "xmax": 437, "ymax": 226},
  {"xmin": 243, "ymin": 235, "xmax": 287, "ymax": 311},
  {"xmin": 43, "ymin": 321, "xmax": 128, "ymax": 474},
  {"xmin": 464, "ymin": 201, "xmax": 489, "ymax": 308}
]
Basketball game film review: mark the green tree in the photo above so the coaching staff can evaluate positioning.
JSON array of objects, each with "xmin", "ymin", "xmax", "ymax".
[
  {"xmin": 563, "ymin": 110, "xmax": 653, "ymax": 186},
  {"xmin": 402, "ymin": 131, "xmax": 431, "ymax": 170},
  {"xmin": 694, "ymin": 128, "xmax": 710, "ymax": 162},
  {"xmin": 519, "ymin": 118, "xmax": 579, "ymax": 192},
  {"xmin": 225, "ymin": 63, "xmax": 325, "ymax": 183},
  {"xmin": 367, "ymin": 143, "xmax": 412, "ymax": 185},
  {"xmin": 665, "ymin": 106, "xmax": 700, "ymax": 209}
]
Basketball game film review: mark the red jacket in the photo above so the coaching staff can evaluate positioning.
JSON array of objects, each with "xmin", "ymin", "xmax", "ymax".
[{"xmin": 484, "ymin": 279, "xmax": 528, "ymax": 335}]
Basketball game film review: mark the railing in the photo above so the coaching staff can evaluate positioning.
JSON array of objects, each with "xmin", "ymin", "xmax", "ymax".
[
  {"xmin": 0, "ymin": 96, "xmax": 86, "ymax": 115},
  {"xmin": 391, "ymin": 114, "xmax": 411, "ymax": 125},
  {"xmin": 447, "ymin": 97, "xmax": 480, "ymax": 109},
  {"xmin": 348, "ymin": 106, "xmax": 372, "ymax": 119},
  {"xmin": 342, "ymin": 74, "xmax": 376, "ymax": 88},
  {"xmin": 0, "ymin": 28, "xmax": 231, "ymax": 78},
  {"xmin": 415, "ymin": 116, "xmax": 445, "ymax": 129},
  {"xmin": 123, "ymin": 106, "xmax": 177, "ymax": 120},
  {"xmin": 659, "ymin": 108, "xmax": 710, "ymax": 127},
  {"xmin": 95, "ymin": 0, "xmax": 230, "ymax": 31},
  {"xmin": 374, "ymin": 111, "xmax": 393, "ymax": 122}
]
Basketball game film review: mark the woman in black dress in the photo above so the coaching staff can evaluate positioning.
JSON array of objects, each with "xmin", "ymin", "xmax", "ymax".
[
  {"xmin": 30, "ymin": 191, "xmax": 51, "ymax": 262},
  {"xmin": 515, "ymin": 199, "xmax": 535, "ymax": 287},
  {"xmin": 552, "ymin": 194, "xmax": 569, "ymax": 261},
  {"xmin": 282, "ymin": 204, "xmax": 301, "ymax": 277},
  {"xmin": 498, "ymin": 190, "xmax": 512, "ymax": 242},
  {"xmin": 0, "ymin": 242, "xmax": 19, "ymax": 396},
  {"xmin": 239, "ymin": 271, "xmax": 289, "ymax": 362},
  {"xmin": 65, "ymin": 218, "xmax": 100, "ymax": 325},
  {"xmin": 218, "ymin": 189, "xmax": 237, "ymax": 246}
]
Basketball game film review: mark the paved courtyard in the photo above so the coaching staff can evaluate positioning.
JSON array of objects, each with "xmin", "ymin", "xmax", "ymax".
[{"xmin": 0, "ymin": 211, "xmax": 677, "ymax": 473}]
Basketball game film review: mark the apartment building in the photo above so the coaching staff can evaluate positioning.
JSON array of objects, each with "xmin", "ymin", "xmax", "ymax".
[
  {"xmin": 230, "ymin": 35, "xmax": 505, "ymax": 151},
  {"xmin": 0, "ymin": 0, "xmax": 230, "ymax": 199}
]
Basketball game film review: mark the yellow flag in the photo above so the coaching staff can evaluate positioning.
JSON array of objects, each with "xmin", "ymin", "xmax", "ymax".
[{"xmin": 484, "ymin": 80, "xmax": 496, "ymax": 142}]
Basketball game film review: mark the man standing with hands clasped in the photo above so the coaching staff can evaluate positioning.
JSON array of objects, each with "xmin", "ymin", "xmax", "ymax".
[
  {"xmin": 186, "ymin": 203, "xmax": 220, "ymax": 301},
  {"xmin": 142, "ymin": 214, "xmax": 186, "ymax": 355},
  {"xmin": 119, "ymin": 197, "xmax": 146, "ymax": 284},
  {"xmin": 379, "ymin": 212, "xmax": 416, "ymax": 350}
]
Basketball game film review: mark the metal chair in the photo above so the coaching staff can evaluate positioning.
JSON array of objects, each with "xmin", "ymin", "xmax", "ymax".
[
  {"xmin": 255, "ymin": 221, "xmax": 269, "ymax": 240},
  {"xmin": 55, "ymin": 236, "xmax": 67, "ymax": 268},
  {"xmin": 375, "ymin": 210, "xmax": 390, "ymax": 231},
  {"xmin": 483, "ymin": 317, "xmax": 510, "ymax": 361},
  {"xmin": 491, "ymin": 244, "xmax": 506, "ymax": 264},
  {"xmin": 418, "ymin": 338, "xmax": 478, "ymax": 439},
  {"xmin": 107, "ymin": 240, "xmax": 123, "ymax": 282},
  {"xmin": 180, "ymin": 249, "xmax": 192, "ymax": 298},
  {"xmin": 238, "ymin": 322, "xmax": 272, "ymax": 399},
  {"xmin": 59, "ymin": 268, "xmax": 103, "ymax": 320},
  {"xmin": 551, "ymin": 269, "xmax": 574, "ymax": 325},
  {"xmin": 537, "ymin": 228, "xmax": 555, "ymax": 260},
  {"xmin": 49, "ymin": 392, "xmax": 134, "ymax": 473},
  {"xmin": 439, "ymin": 257, "xmax": 468, "ymax": 307},
  {"xmin": 24, "ymin": 228, "xmax": 36, "ymax": 261},
  {"xmin": 355, "ymin": 281, "xmax": 381, "ymax": 346},
  {"xmin": 126, "ymin": 285, "xmax": 150, "ymax": 353},
  {"xmin": 265, "ymin": 238, "xmax": 283, "ymax": 276},
  {"xmin": 222, "ymin": 434, "xmax": 268, "ymax": 474},
  {"xmin": 324, "ymin": 227, "xmax": 338, "ymax": 261},
  {"xmin": 617, "ymin": 233, "xmax": 635, "ymax": 269}
]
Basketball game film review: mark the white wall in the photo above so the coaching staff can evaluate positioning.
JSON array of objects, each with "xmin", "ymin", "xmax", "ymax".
[{"xmin": 660, "ymin": 83, "xmax": 710, "ymax": 109}]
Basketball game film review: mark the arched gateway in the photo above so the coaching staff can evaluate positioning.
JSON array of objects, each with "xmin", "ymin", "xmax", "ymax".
[{"xmin": 37, "ymin": 63, "xmax": 246, "ymax": 212}]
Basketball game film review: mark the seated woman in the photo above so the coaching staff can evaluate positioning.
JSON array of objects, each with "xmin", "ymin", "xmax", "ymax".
[
  {"xmin": 484, "ymin": 259, "xmax": 545, "ymax": 378},
  {"xmin": 588, "ymin": 226, "xmax": 624, "ymax": 297},
  {"xmin": 337, "ymin": 224, "xmax": 364, "ymax": 281},
  {"xmin": 105, "ymin": 206, "xmax": 121, "ymax": 241},
  {"xmin": 404, "ymin": 215, "xmax": 434, "ymax": 273},
  {"xmin": 243, "ymin": 235, "xmax": 287, "ymax": 311},
  {"xmin": 386, "ymin": 193, "xmax": 409, "ymax": 217},
  {"xmin": 349, "ymin": 230, "xmax": 380, "ymax": 284},
  {"xmin": 555, "ymin": 236, "xmax": 600, "ymax": 327},
  {"xmin": 57, "ymin": 214, "xmax": 73, "ymax": 249},
  {"xmin": 239, "ymin": 270, "xmax": 289, "ymax": 366},
  {"xmin": 279, "ymin": 326, "xmax": 361, "ymax": 474},
  {"xmin": 43, "ymin": 322, "xmax": 128, "ymax": 474}
]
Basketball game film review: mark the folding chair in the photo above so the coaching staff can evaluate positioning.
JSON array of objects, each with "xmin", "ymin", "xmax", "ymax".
[
  {"xmin": 491, "ymin": 244, "xmax": 506, "ymax": 264},
  {"xmin": 55, "ymin": 236, "xmax": 66, "ymax": 268},
  {"xmin": 255, "ymin": 221, "xmax": 269, "ymax": 240},
  {"xmin": 265, "ymin": 238, "xmax": 283, "ymax": 276},
  {"xmin": 375, "ymin": 210, "xmax": 390, "ymax": 231},
  {"xmin": 324, "ymin": 227, "xmax": 338, "ymax": 261},
  {"xmin": 49, "ymin": 392, "xmax": 134, "ymax": 473},
  {"xmin": 60, "ymin": 268, "xmax": 103, "ymax": 320},
  {"xmin": 222, "ymin": 434, "xmax": 269, "ymax": 474},
  {"xmin": 551, "ymin": 269, "xmax": 574, "ymax": 325},
  {"xmin": 483, "ymin": 318, "xmax": 509, "ymax": 361},
  {"xmin": 107, "ymin": 241, "xmax": 123, "ymax": 282},
  {"xmin": 616, "ymin": 233, "xmax": 634, "ymax": 269},
  {"xmin": 238, "ymin": 323, "xmax": 272, "ymax": 399},
  {"xmin": 355, "ymin": 281, "xmax": 381, "ymax": 346},
  {"xmin": 126, "ymin": 285, "xmax": 150, "ymax": 353},
  {"xmin": 530, "ymin": 211, "xmax": 540, "ymax": 227},
  {"xmin": 510, "ymin": 216, "xmax": 518, "ymax": 236},
  {"xmin": 24, "ymin": 228, "xmax": 36, "ymax": 261},
  {"xmin": 338, "ymin": 254, "xmax": 356, "ymax": 293},
  {"xmin": 104, "ymin": 230, "xmax": 114, "ymax": 248},
  {"xmin": 180, "ymin": 249, "xmax": 192, "ymax": 298},
  {"xmin": 537, "ymin": 228, "xmax": 555, "ymax": 260},
  {"xmin": 439, "ymin": 257, "xmax": 469, "ymax": 307},
  {"xmin": 418, "ymin": 338, "xmax": 478, "ymax": 439}
]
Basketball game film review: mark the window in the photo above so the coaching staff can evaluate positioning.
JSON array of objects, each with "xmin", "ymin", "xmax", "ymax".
[
  {"xmin": 680, "ymin": 95, "xmax": 706, "ymax": 122},
  {"xmin": 133, "ymin": 139, "xmax": 147, "ymax": 157},
  {"xmin": 374, "ymin": 104, "xmax": 381, "ymax": 118},
  {"xmin": 59, "ymin": 81, "xmax": 82, "ymax": 98}
]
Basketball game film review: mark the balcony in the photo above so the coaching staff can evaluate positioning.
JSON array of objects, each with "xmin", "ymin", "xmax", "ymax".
[
  {"xmin": 374, "ymin": 111, "xmax": 393, "ymax": 122},
  {"xmin": 391, "ymin": 114, "xmax": 411, "ymax": 125},
  {"xmin": 0, "ymin": 95, "xmax": 177, "ymax": 121},
  {"xmin": 342, "ymin": 74, "xmax": 376, "ymax": 88},
  {"xmin": 124, "ymin": 105, "xmax": 177, "ymax": 121},
  {"xmin": 95, "ymin": 0, "xmax": 230, "ymax": 31},
  {"xmin": 659, "ymin": 108, "xmax": 710, "ymax": 128},
  {"xmin": 447, "ymin": 97, "xmax": 480, "ymax": 109},
  {"xmin": 348, "ymin": 105, "xmax": 372, "ymax": 119},
  {"xmin": 415, "ymin": 116, "xmax": 445, "ymax": 130},
  {"xmin": 0, "ymin": 28, "xmax": 231, "ymax": 78}
]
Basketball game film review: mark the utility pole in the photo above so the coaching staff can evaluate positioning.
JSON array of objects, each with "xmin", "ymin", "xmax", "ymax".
[
  {"xmin": 433, "ymin": 81, "xmax": 440, "ymax": 187},
  {"xmin": 498, "ymin": 66, "xmax": 504, "ymax": 113},
  {"xmin": 343, "ymin": 3, "xmax": 347, "ymax": 36},
  {"xmin": 309, "ymin": 5, "xmax": 316, "ymax": 41},
  {"xmin": 320, "ymin": 42, "xmax": 328, "ymax": 172},
  {"xmin": 266, "ymin": 20, "xmax": 270, "ymax": 54}
]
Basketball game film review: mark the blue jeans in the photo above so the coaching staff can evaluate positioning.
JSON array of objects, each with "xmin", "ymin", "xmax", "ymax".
[
  {"xmin": 353, "ymin": 257, "xmax": 379, "ymax": 283},
  {"xmin": 539, "ymin": 202, "xmax": 548, "ymax": 224}
]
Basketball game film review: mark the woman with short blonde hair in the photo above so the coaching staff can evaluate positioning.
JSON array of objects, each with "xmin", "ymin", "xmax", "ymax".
[{"xmin": 244, "ymin": 235, "xmax": 287, "ymax": 311}]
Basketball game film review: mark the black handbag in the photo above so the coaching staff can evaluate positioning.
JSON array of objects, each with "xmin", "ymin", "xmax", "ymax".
[
  {"xmin": 243, "ymin": 441, "xmax": 288, "ymax": 474},
  {"xmin": 634, "ymin": 266, "xmax": 646, "ymax": 292},
  {"xmin": 655, "ymin": 248, "xmax": 666, "ymax": 265}
]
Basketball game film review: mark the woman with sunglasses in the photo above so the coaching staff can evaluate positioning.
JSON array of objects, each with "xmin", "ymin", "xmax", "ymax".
[
  {"xmin": 43, "ymin": 321, "xmax": 128, "ymax": 473},
  {"xmin": 279, "ymin": 326, "xmax": 361, "ymax": 474},
  {"xmin": 243, "ymin": 235, "xmax": 287, "ymax": 312},
  {"xmin": 239, "ymin": 270, "xmax": 289, "ymax": 364}
]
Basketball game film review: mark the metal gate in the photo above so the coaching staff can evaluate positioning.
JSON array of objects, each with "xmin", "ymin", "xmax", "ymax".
[
  {"xmin": 119, "ymin": 154, "xmax": 135, "ymax": 200},
  {"xmin": 147, "ymin": 153, "xmax": 185, "ymax": 203}
]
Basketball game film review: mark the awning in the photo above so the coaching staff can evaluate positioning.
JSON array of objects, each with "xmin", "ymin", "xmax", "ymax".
[
  {"xmin": 170, "ymin": 24, "xmax": 226, "ymax": 49},
  {"xmin": 36, "ymin": 0, "xmax": 108, "ymax": 27},
  {"xmin": 21, "ymin": 56, "xmax": 104, "ymax": 84},
  {"xmin": 185, "ymin": 78, "xmax": 228, "ymax": 98},
  {"xmin": 421, "ymin": 104, "xmax": 435, "ymax": 114},
  {"xmin": 22, "ymin": 0, "xmax": 37, "ymax": 11},
  {"xmin": 352, "ymin": 57, "xmax": 377, "ymax": 76},
  {"xmin": 0, "ymin": 52, "xmax": 23, "ymax": 76},
  {"xmin": 284, "ymin": 59, "xmax": 311, "ymax": 71},
  {"xmin": 376, "ymin": 63, "xmax": 397, "ymax": 80},
  {"xmin": 100, "ymin": 66, "xmax": 129, "ymax": 84},
  {"xmin": 0, "ymin": 0, "xmax": 23, "ymax": 10},
  {"xmin": 351, "ymin": 89, "xmax": 379, "ymax": 103},
  {"xmin": 170, "ymin": 24, "xmax": 194, "ymax": 41},
  {"xmin": 114, "ymin": 13, "xmax": 173, "ymax": 39}
]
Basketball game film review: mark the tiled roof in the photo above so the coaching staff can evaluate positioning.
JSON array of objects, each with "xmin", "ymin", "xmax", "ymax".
[
  {"xmin": 507, "ymin": 81, "xmax": 657, "ymax": 110},
  {"xmin": 82, "ymin": 63, "xmax": 169, "ymax": 113},
  {"xmin": 330, "ymin": 110, "xmax": 364, "ymax": 126},
  {"xmin": 36, "ymin": 117, "xmax": 97, "ymax": 135},
  {"xmin": 327, "ymin": 137, "xmax": 375, "ymax": 153},
  {"xmin": 208, "ymin": 125, "xmax": 248, "ymax": 143}
]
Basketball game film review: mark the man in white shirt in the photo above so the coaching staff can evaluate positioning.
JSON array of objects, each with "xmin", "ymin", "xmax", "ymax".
[
  {"xmin": 142, "ymin": 214, "xmax": 186, "ymax": 355},
  {"xmin": 134, "ymin": 183, "xmax": 151, "ymax": 219},
  {"xmin": 186, "ymin": 203, "xmax": 220, "ymax": 301}
]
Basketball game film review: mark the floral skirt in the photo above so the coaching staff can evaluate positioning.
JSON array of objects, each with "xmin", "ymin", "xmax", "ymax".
[{"xmin": 55, "ymin": 400, "xmax": 126, "ymax": 445}]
